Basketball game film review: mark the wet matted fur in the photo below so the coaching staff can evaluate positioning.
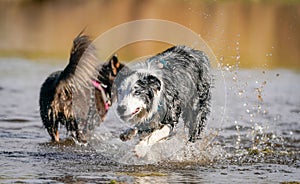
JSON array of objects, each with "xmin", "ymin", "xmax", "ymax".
[
  {"xmin": 39, "ymin": 34, "xmax": 123, "ymax": 142},
  {"xmin": 114, "ymin": 45, "xmax": 211, "ymax": 143}
]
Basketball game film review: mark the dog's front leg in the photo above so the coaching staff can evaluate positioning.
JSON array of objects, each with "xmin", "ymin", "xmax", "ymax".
[
  {"xmin": 120, "ymin": 127, "xmax": 138, "ymax": 141},
  {"xmin": 134, "ymin": 124, "xmax": 171, "ymax": 158}
]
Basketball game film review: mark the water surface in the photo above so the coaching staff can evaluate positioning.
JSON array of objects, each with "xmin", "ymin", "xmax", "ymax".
[{"xmin": 0, "ymin": 58, "xmax": 299, "ymax": 183}]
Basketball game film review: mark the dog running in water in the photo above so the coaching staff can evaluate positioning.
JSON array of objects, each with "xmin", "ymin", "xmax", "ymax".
[
  {"xmin": 114, "ymin": 45, "xmax": 211, "ymax": 148},
  {"xmin": 39, "ymin": 33, "xmax": 124, "ymax": 143}
]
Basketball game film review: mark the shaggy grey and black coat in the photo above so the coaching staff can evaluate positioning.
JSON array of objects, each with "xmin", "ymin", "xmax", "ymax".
[{"xmin": 115, "ymin": 45, "xmax": 211, "ymax": 142}]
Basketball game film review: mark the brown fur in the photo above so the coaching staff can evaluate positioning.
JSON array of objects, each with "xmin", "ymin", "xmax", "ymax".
[{"xmin": 39, "ymin": 33, "xmax": 124, "ymax": 143}]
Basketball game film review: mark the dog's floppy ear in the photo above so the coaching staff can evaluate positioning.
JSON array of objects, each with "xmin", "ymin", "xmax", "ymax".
[{"xmin": 109, "ymin": 55, "xmax": 121, "ymax": 76}]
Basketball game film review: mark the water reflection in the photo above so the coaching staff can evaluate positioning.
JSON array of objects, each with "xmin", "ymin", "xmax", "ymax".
[{"xmin": 0, "ymin": 1, "xmax": 299, "ymax": 69}]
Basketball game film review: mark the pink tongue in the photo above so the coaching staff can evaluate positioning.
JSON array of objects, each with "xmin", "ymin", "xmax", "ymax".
[{"xmin": 132, "ymin": 108, "xmax": 140, "ymax": 115}]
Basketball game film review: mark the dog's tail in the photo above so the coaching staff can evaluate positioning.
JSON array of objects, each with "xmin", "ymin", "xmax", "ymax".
[
  {"xmin": 51, "ymin": 32, "xmax": 98, "ymax": 120},
  {"xmin": 59, "ymin": 32, "xmax": 98, "ymax": 91}
]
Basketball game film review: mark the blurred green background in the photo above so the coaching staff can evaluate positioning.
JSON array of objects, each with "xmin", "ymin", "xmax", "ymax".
[{"xmin": 0, "ymin": 0, "xmax": 299, "ymax": 69}]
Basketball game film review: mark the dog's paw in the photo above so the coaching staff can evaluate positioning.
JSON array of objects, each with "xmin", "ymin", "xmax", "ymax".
[
  {"xmin": 134, "ymin": 125, "xmax": 171, "ymax": 158},
  {"xmin": 76, "ymin": 131, "xmax": 88, "ymax": 143},
  {"xmin": 120, "ymin": 128, "xmax": 138, "ymax": 141}
]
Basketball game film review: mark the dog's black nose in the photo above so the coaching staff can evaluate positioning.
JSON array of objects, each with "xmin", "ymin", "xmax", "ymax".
[{"xmin": 117, "ymin": 105, "xmax": 126, "ymax": 114}]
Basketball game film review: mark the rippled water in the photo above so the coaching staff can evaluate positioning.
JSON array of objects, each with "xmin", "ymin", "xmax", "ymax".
[{"xmin": 0, "ymin": 58, "xmax": 299, "ymax": 183}]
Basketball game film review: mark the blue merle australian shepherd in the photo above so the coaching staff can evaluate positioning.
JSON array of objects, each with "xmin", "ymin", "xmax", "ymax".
[
  {"xmin": 39, "ymin": 33, "xmax": 124, "ymax": 143},
  {"xmin": 114, "ymin": 46, "xmax": 211, "ymax": 146}
]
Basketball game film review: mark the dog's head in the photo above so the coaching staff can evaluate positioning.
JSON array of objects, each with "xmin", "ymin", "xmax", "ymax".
[
  {"xmin": 98, "ymin": 55, "xmax": 124, "ymax": 86},
  {"xmin": 116, "ymin": 74, "xmax": 162, "ymax": 123}
]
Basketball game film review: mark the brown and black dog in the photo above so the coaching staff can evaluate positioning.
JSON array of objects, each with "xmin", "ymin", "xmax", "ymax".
[{"xmin": 39, "ymin": 33, "xmax": 124, "ymax": 143}]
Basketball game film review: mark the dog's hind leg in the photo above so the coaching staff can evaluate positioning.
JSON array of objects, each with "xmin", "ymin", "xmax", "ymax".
[
  {"xmin": 183, "ymin": 96, "xmax": 207, "ymax": 142},
  {"xmin": 67, "ymin": 119, "xmax": 87, "ymax": 143},
  {"xmin": 54, "ymin": 129, "xmax": 59, "ymax": 142},
  {"xmin": 197, "ymin": 105, "xmax": 210, "ymax": 136},
  {"xmin": 163, "ymin": 90, "xmax": 181, "ymax": 132},
  {"xmin": 189, "ymin": 111, "xmax": 205, "ymax": 142},
  {"xmin": 47, "ymin": 130, "xmax": 59, "ymax": 142},
  {"xmin": 46, "ymin": 120, "xmax": 59, "ymax": 142},
  {"xmin": 188, "ymin": 93, "xmax": 211, "ymax": 142},
  {"xmin": 183, "ymin": 108, "xmax": 199, "ymax": 142}
]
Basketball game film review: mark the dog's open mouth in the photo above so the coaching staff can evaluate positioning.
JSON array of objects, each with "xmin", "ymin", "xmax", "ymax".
[
  {"xmin": 119, "ymin": 107, "xmax": 142, "ymax": 121},
  {"xmin": 132, "ymin": 107, "xmax": 141, "ymax": 115},
  {"xmin": 129, "ymin": 107, "xmax": 142, "ymax": 119}
]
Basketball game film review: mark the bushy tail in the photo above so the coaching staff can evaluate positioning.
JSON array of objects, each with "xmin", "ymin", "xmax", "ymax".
[
  {"xmin": 59, "ymin": 32, "xmax": 98, "ymax": 90},
  {"xmin": 52, "ymin": 33, "xmax": 99, "ymax": 121}
]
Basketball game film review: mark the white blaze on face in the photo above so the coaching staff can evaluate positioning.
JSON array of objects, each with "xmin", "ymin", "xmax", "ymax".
[
  {"xmin": 122, "ymin": 94, "xmax": 145, "ymax": 116},
  {"xmin": 117, "ymin": 72, "xmax": 163, "ymax": 122}
]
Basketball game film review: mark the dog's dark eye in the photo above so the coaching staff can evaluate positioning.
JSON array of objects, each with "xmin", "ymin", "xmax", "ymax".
[{"xmin": 133, "ymin": 91, "xmax": 140, "ymax": 96}]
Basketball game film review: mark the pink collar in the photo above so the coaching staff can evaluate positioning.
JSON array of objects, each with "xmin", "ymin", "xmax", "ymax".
[{"xmin": 92, "ymin": 80, "xmax": 110, "ymax": 111}]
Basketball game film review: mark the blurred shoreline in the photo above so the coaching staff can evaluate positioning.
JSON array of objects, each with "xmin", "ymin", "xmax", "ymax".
[{"xmin": 0, "ymin": 0, "xmax": 299, "ymax": 69}]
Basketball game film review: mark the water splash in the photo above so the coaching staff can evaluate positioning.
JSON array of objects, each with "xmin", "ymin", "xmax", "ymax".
[
  {"xmin": 91, "ymin": 110, "xmax": 223, "ymax": 165},
  {"xmin": 211, "ymin": 64, "xmax": 298, "ymax": 166},
  {"xmin": 85, "ymin": 59, "xmax": 299, "ymax": 167}
]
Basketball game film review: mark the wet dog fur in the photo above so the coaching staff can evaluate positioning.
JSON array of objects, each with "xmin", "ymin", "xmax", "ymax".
[
  {"xmin": 39, "ymin": 33, "xmax": 123, "ymax": 143},
  {"xmin": 114, "ymin": 45, "xmax": 211, "ymax": 144}
]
